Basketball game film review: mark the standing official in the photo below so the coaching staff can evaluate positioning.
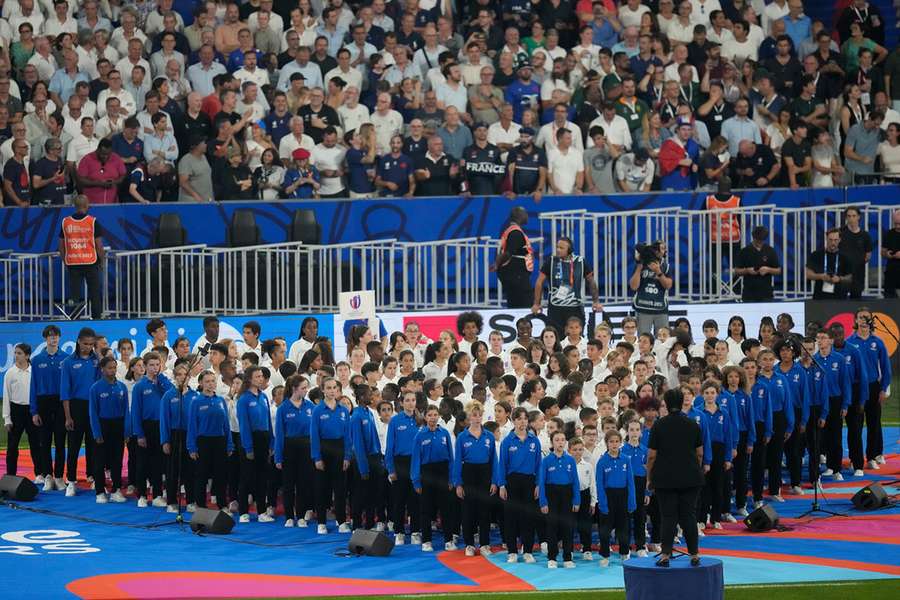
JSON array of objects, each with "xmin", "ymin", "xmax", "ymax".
[
  {"xmin": 493, "ymin": 206, "xmax": 534, "ymax": 308},
  {"xmin": 59, "ymin": 195, "xmax": 106, "ymax": 319},
  {"xmin": 531, "ymin": 237, "xmax": 602, "ymax": 333}
]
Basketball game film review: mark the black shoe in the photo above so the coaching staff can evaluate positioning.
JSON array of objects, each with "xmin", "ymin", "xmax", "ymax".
[
  {"xmin": 691, "ymin": 556, "xmax": 701, "ymax": 567},
  {"xmin": 655, "ymin": 557, "xmax": 670, "ymax": 567}
]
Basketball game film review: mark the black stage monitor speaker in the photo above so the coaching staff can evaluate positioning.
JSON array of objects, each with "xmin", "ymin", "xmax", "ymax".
[
  {"xmin": 190, "ymin": 508, "xmax": 235, "ymax": 534},
  {"xmin": 744, "ymin": 504, "xmax": 779, "ymax": 532},
  {"xmin": 852, "ymin": 484, "xmax": 888, "ymax": 511},
  {"xmin": 348, "ymin": 529, "xmax": 395, "ymax": 556},
  {"xmin": 0, "ymin": 475, "xmax": 39, "ymax": 501}
]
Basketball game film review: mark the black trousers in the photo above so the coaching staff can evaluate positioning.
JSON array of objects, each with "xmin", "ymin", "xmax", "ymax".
[
  {"xmin": 126, "ymin": 438, "xmax": 137, "ymax": 487},
  {"xmin": 545, "ymin": 484, "xmax": 575, "ymax": 561},
  {"xmin": 499, "ymin": 269, "xmax": 532, "ymax": 309},
  {"xmin": 94, "ymin": 418, "xmax": 124, "ymax": 494},
  {"xmin": 657, "ymin": 486, "xmax": 701, "ymax": 556},
  {"xmin": 732, "ymin": 430, "xmax": 750, "ymax": 511},
  {"xmin": 865, "ymin": 382, "xmax": 883, "ymax": 461},
  {"xmin": 631, "ymin": 476, "xmax": 648, "ymax": 550},
  {"xmin": 648, "ymin": 493, "xmax": 661, "ymax": 544},
  {"xmin": 35, "ymin": 395, "xmax": 66, "ymax": 478},
  {"xmin": 785, "ymin": 407, "xmax": 805, "ymax": 487},
  {"xmin": 67, "ymin": 263, "xmax": 102, "ymax": 320},
  {"xmin": 703, "ymin": 443, "xmax": 727, "ymax": 524},
  {"xmin": 266, "ymin": 455, "xmax": 280, "ymax": 512},
  {"xmin": 503, "ymin": 473, "xmax": 536, "ymax": 553},
  {"xmin": 845, "ymin": 394, "xmax": 865, "ymax": 471},
  {"xmin": 66, "ymin": 400, "xmax": 94, "ymax": 483},
  {"xmin": 351, "ymin": 454, "xmax": 385, "ymax": 528},
  {"xmin": 460, "ymin": 462, "xmax": 492, "ymax": 547},
  {"xmin": 5, "ymin": 403, "xmax": 38, "ymax": 476},
  {"xmin": 316, "ymin": 438, "xmax": 347, "ymax": 525},
  {"xmin": 391, "ymin": 455, "xmax": 420, "ymax": 534},
  {"xmin": 165, "ymin": 429, "xmax": 194, "ymax": 505},
  {"xmin": 228, "ymin": 432, "xmax": 241, "ymax": 501},
  {"xmin": 239, "ymin": 430, "xmax": 271, "ymax": 514},
  {"xmin": 419, "ymin": 461, "xmax": 453, "ymax": 543},
  {"xmin": 194, "ymin": 436, "xmax": 227, "ymax": 509},
  {"xmin": 885, "ymin": 263, "xmax": 900, "ymax": 298},
  {"xmin": 750, "ymin": 421, "xmax": 767, "ymax": 501},
  {"xmin": 825, "ymin": 395, "xmax": 845, "ymax": 473},
  {"xmin": 547, "ymin": 305, "xmax": 584, "ymax": 336},
  {"xmin": 576, "ymin": 488, "xmax": 593, "ymax": 550},
  {"xmin": 766, "ymin": 410, "xmax": 787, "ymax": 495},
  {"xmin": 282, "ymin": 437, "xmax": 313, "ymax": 521},
  {"xmin": 599, "ymin": 487, "xmax": 630, "ymax": 558},
  {"xmin": 136, "ymin": 419, "xmax": 162, "ymax": 496},
  {"xmin": 807, "ymin": 406, "xmax": 824, "ymax": 483}
]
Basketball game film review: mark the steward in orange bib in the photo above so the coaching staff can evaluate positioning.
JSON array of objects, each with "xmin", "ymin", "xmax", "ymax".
[
  {"xmin": 705, "ymin": 178, "xmax": 741, "ymax": 245},
  {"xmin": 492, "ymin": 206, "xmax": 534, "ymax": 308},
  {"xmin": 58, "ymin": 195, "xmax": 105, "ymax": 319}
]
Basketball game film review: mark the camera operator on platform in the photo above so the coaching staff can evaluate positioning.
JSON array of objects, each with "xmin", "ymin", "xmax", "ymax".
[
  {"xmin": 531, "ymin": 236, "xmax": 603, "ymax": 333},
  {"xmin": 629, "ymin": 240, "xmax": 672, "ymax": 335}
]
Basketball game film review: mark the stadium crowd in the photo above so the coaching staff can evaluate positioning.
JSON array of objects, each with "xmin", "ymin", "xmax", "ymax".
[
  {"xmin": 1, "ymin": 0, "xmax": 900, "ymax": 205},
  {"xmin": 1, "ymin": 305, "xmax": 892, "ymax": 566}
]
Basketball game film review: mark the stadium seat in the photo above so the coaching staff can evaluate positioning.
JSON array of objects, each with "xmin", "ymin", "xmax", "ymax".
[
  {"xmin": 289, "ymin": 209, "xmax": 321, "ymax": 244},
  {"xmin": 226, "ymin": 210, "xmax": 261, "ymax": 248},
  {"xmin": 152, "ymin": 213, "xmax": 187, "ymax": 248}
]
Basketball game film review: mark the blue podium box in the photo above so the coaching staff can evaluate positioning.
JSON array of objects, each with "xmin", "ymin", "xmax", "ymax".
[{"xmin": 623, "ymin": 556, "xmax": 724, "ymax": 600}]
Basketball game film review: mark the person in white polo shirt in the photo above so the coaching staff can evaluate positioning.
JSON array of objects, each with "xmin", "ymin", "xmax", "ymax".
[
  {"xmin": 547, "ymin": 128, "xmax": 584, "ymax": 194},
  {"xmin": 311, "ymin": 126, "xmax": 347, "ymax": 198}
]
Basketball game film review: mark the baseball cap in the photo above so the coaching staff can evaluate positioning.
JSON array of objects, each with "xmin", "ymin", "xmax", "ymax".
[
  {"xmin": 676, "ymin": 116, "xmax": 694, "ymax": 128},
  {"xmin": 292, "ymin": 148, "xmax": 310, "ymax": 160}
]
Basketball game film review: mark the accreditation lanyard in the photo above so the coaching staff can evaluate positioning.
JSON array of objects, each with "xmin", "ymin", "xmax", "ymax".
[{"xmin": 824, "ymin": 252, "xmax": 838, "ymax": 275}]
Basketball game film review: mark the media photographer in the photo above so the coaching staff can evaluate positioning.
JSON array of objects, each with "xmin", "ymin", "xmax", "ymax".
[{"xmin": 629, "ymin": 240, "xmax": 673, "ymax": 336}]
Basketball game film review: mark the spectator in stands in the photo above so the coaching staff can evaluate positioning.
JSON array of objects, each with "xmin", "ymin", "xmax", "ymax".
[
  {"xmin": 883, "ymin": 209, "xmax": 900, "ymax": 297},
  {"xmin": 735, "ymin": 225, "xmax": 781, "ymax": 303},
  {"xmin": 806, "ymin": 228, "xmax": 853, "ymax": 300},
  {"xmin": 76, "ymin": 138, "xmax": 125, "ymax": 204},
  {"xmin": 178, "ymin": 136, "xmax": 213, "ymax": 203},
  {"xmin": 844, "ymin": 110, "xmax": 885, "ymax": 185},
  {"xmin": 659, "ymin": 117, "xmax": 699, "ymax": 190},
  {"xmin": 781, "ymin": 120, "xmax": 812, "ymax": 189}
]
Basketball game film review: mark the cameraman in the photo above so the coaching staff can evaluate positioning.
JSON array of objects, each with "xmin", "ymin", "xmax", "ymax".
[{"xmin": 629, "ymin": 241, "xmax": 673, "ymax": 336}]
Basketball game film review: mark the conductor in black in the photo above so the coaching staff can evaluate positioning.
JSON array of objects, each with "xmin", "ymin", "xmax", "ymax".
[
  {"xmin": 461, "ymin": 122, "xmax": 505, "ymax": 195},
  {"xmin": 646, "ymin": 388, "xmax": 705, "ymax": 567}
]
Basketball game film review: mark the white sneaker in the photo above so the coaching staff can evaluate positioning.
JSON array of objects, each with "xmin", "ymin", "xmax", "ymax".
[
  {"xmin": 167, "ymin": 504, "xmax": 179, "ymax": 513},
  {"xmin": 868, "ymin": 460, "xmax": 880, "ymax": 470},
  {"xmin": 452, "ymin": 534, "xmax": 460, "ymax": 545},
  {"xmin": 375, "ymin": 522, "xmax": 385, "ymax": 532},
  {"xmin": 522, "ymin": 553, "xmax": 536, "ymax": 563},
  {"xmin": 65, "ymin": 482, "xmax": 77, "ymax": 497},
  {"xmin": 95, "ymin": 493, "xmax": 108, "ymax": 504},
  {"xmin": 876, "ymin": 455, "xmax": 886, "ymax": 465},
  {"xmin": 563, "ymin": 560, "xmax": 576, "ymax": 569},
  {"xmin": 444, "ymin": 541, "xmax": 457, "ymax": 551},
  {"xmin": 506, "ymin": 553, "xmax": 517, "ymax": 563},
  {"xmin": 258, "ymin": 513, "xmax": 275, "ymax": 523},
  {"xmin": 736, "ymin": 508, "xmax": 749, "ymax": 517},
  {"xmin": 648, "ymin": 544, "xmax": 661, "ymax": 553},
  {"xmin": 266, "ymin": 507, "xmax": 275, "ymax": 518},
  {"xmin": 712, "ymin": 522, "xmax": 722, "ymax": 530},
  {"xmin": 465, "ymin": 545, "xmax": 476, "ymax": 557},
  {"xmin": 790, "ymin": 486, "xmax": 804, "ymax": 495},
  {"xmin": 228, "ymin": 500, "xmax": 239, "ymax": 513},
  {"xmin": 317, "ymin": 524, "xmax": 328, "ymax": 534},
  {"xmin": 820, "ymin": 455, "xmax": 827, "ymax": 465},
  {"xmin": 724, "ymin": 514, "xmax": 737, "ymax": 523},
  {"xmin": 387, "ymin": 521, "xmax": 394, "ymax": 532},
  {"xmin": 479, "ymin": 545, "xmax": 492, "ymax": 557},
  {"xmin": 547, "ymin": 560, "xmax": 558, "ymax": 569},
  {"xmin": 621, "ymin": 553, "xmax": 631, "ymax": 561},
  {"xmin": 305, "ymin": 510, "xmax": 314, "ymax": 520},
  {"xmin": 754, "ymin": 500, "xmax": 764, "ymax": 509},
  {"xmin": 771, "ymin": 494, "xmax": 785, "ymax": 503},
  {"xmin": 698, "ymin": 521, "xmax": 706, "ymax": 530},
  {"xmin": 853, "ymin": 469, "xmax": 864, "ymax": 477},
  {"xmin": 55, "ymin": 478, "xmax": 66, "ymax": 490},
  {"xmin": 152, "ymin": 497, "xmax": 167, "ymax": 508},
  {"xmin": 410, "ymin": 533, "xmax": 422, "ymax": 545},
  {"xmin": 110, "ymin": 491, "xmax": 127, "ymax": 503},
  {"xmin": 833, "ymin": 472, "xmax": 844, "ymax": 481},
  {"xmin": 34, "ymin": 475, "xmax": 45, "ymax": 485},
  {"xmin": 822, "ymin": 468, "xmax": 834, "ymax": 476},
  {"xmin": 599, "ymin": 558, "xmax": 609, "ymax": 567},
  {"xmin": 285, "ymin": 519, "xmax": 295, "ymax": 528},
  {"xmin": 636, "ymin": 549, "xmax": 648, "ymax": 557},
  {"xmin": 697, "ymin": 526, "xmax": 705, "ymax": 537},
  {"xmin": 540, "ymin": 542, "xmax": 548, "ymax": 554},
  {"xmin": 338, "ymin": 522, "xmax": 352, "ymax": 533},
  {"xmin": 126, "ymin": 484, "xmax": 135, "ymax": 495},
  {"xmin": 186, "ymin": 503, "xmax": 197, "ymax": 512},
  {"xmin": 137, "ymin": 497, "xmax": 148, "ymax": 508},
  {"xmin": 582, "ymin": 551, "xmax": 593, "ymax": 561},
  {"xmin": 239, "ymin": 514, "xmax": 250, "ymax": 523},
  {"xmin": 395, "ymin": 533, "xmax": 405, "ymax": 546},
  {"xmin": 43, "ymin": 478, "xmax": 55, "ymax": 492},
  {"xmin": 421, "ymin": 542, "xmax": 433, "ymax": 552},
  {"xmin": 297, "ymin": 518, "xmax": 308, "ymax": 527},
  {"xmin": 87, "ymin": 476, "xmax": 94, "ymax": 484}
]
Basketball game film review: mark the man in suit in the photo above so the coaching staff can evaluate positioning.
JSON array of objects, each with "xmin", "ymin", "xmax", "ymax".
[{"xmin": 647, "ymin": 389, "xmax": 705, "ymax": 566}]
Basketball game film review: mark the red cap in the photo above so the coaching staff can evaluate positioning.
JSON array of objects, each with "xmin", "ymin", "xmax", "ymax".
[{"xmin": 292, "ymin": 148, "xmax": 310, "ymax": 160}]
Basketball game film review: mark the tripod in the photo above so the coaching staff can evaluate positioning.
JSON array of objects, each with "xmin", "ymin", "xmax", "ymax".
[{"xmin": 797, "ymin": 343, "xmax": 845, "ymax": 519}]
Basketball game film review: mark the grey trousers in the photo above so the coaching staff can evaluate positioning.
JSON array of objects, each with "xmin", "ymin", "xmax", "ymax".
[{"xmin": 636, "ymin": 311, "xmax": 669, "ymax": 336}]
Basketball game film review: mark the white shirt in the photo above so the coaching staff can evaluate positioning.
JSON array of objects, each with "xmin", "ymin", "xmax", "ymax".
[
  {"xmin": 547, "ymin": 146, "xmax": 584, "ymax": 194},
  {"xmin": 27, "ymin": 53, "xmax": 58, "ymax": 82},
  {"xmin": 95, "ymin": 115, "xmax": 125, "ymax": 140},
  {"xmin": 278, "ymin": 133, "xmax": 315, "ymax": 162},
  {"xmin": 589, "ymin": 115, "xmax": 633, "ymax": 150},
  {"xmin": 536, "ymin": 120, "xmax": 584, "ymax": 153},
  {"xmin": 618, "ymin": 4, "xmax": 651, "ymax": 28},
  {"xmin": 311, "ymin": 143, "xmax": 347, "ymax": 195},
  {"xmin": 338, "ymin": 104, "xmax": 371, "ymax": 137},
  {"xmin": 2, "ymin": 364, "xmax": 31, "ymax": 426},
  {"xmin": 370, "ymin": 110, "xmax": 403, "ymax": 155},
  {"xmin": 97, "ymin": 88, "xmax": 137, "ymax": 118},
  {"xmin": 66, "ymin": 134, "xmax": 98, "ymax": 165},
  {"xmin": 576, "ymin": 458, "xmax": 598, "ymax": 505},
  {"xmin": 233, "ymin": 67, "xmax": 269, "ymax": 89},
  {"xmin": 722, "ymin": 38, "xmax": 758, "ymax": 67},
  {"xmin": 690, "ymin": 0, "xmax": 722, "ymax": 26},
  {"xmin": 287, "ymin": 337, "xmax": 314, "ymax": 366},
  {"xmin": 762, "ymin": 0, "xmax": 790, "ymax": 34},
  {"xmin": 667, "ymin": 19, "xmax": 696, "ymax": 44},
  {"xmin": 540, "ymin": 77, "xmax": 572, "ymax": 102},
  {"xmin": 325, "ymin": 66, "xmax": 363, "ymax": 92},
  {"xmin": 571, "ymin": 44, "xmax": 602, "ymax": 72}
]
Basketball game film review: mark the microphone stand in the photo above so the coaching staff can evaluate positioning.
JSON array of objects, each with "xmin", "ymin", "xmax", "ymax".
[
  {"xmin": 174, "ymin": 353, "xmax": 204, "ymax": 530},
  {"xmin": 796, "ymin": 342, "xmax": 845, "ymax": 519}
]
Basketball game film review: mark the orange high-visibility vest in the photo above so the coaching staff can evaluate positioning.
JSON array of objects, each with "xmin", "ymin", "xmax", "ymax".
[
  {"xmin": 62, "ymin": 215, "xmax": 98, "ymax": 266},
  {"xmin": 499, "ymin": 223, "xmax": 534, "ymax": 272},
  {"xmin": 706, "ymin": 194, "xmax": 741, "ymax": 243}
]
